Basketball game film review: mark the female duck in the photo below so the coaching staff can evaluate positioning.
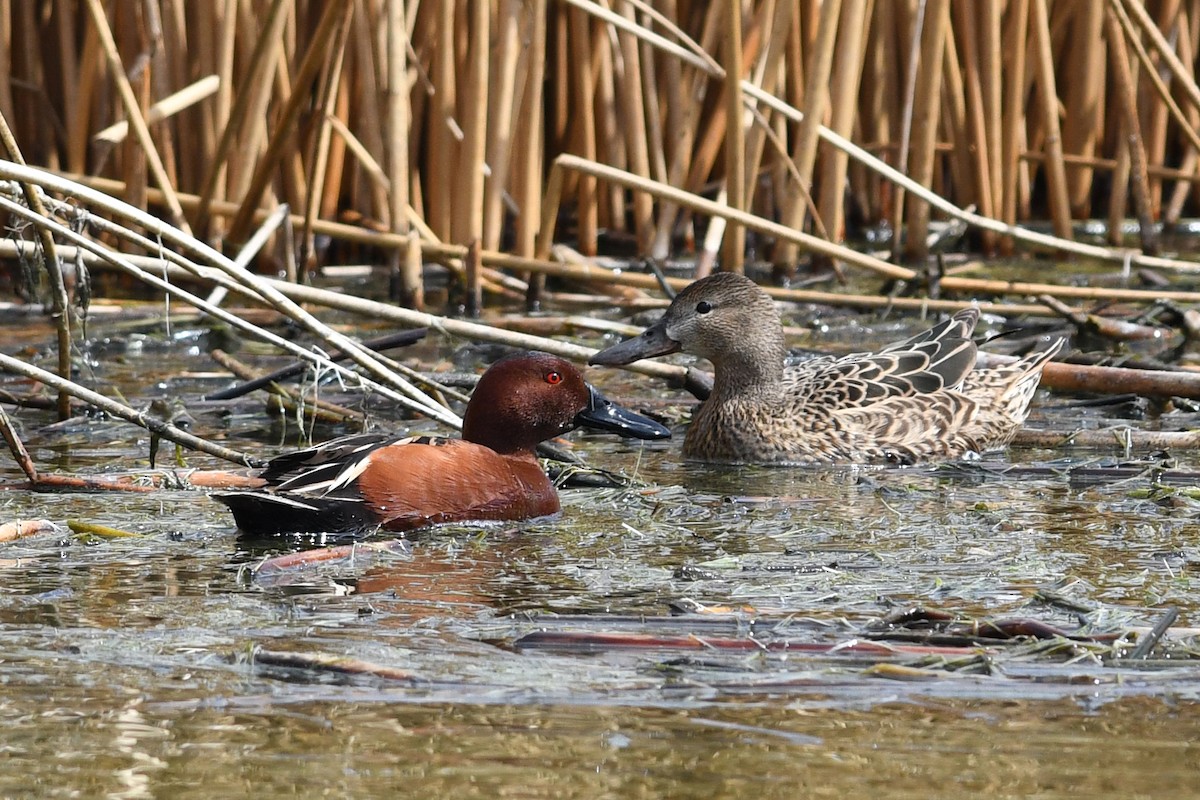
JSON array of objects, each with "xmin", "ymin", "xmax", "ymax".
[
  {"xmin": 590, "ymin": 272, "xmax": 1061, "ymax": 465},
  {"xmin": 215, "ymin": 351, "xmax": 669, "ymax": 534}
]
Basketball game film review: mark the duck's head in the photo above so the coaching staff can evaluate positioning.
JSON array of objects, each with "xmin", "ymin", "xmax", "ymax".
[
  {"xmin": 590, "ymin": 273, "xmax": 785, "ymax": 372},
  {"xmin": 462, "ymin": 351, "xmax": 670, "ymax": 454}
]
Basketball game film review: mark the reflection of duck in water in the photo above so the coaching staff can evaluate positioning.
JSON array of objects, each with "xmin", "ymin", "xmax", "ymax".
[
  {"xmin": 592, "ymin": 273, "xmax": 1062, "ymax": 465},
  {"xmin": 215, "ymin": 352, "xmax": 669, "ymax": 535}
]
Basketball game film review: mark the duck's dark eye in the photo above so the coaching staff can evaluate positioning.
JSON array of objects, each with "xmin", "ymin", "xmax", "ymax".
[
  {"xmin": 696, "ymin": 301, "xmax": 713, "ymax": 315},
  {"xmin": 544, "ymin": 371, "xmax": 563, "ymax": 385}
]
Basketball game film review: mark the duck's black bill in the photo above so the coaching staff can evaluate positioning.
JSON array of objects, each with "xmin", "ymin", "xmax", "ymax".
[
  {"xmin": 588, "ymin": 319, "xmax": 680, "ymax": 366},
  {"xmin": 575, "ymin": 385, "xmax": 671, "ymax": 440}
]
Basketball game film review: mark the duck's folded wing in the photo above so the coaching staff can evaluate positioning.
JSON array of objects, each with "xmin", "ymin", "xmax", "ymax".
[
  {"xmin": 786, "ymin": 328, "xmax": 977, "ymax": 417},
  {"xmin": 260, "ymin": 432, "xmax": 421, "ymax": 492},
  {"xmin": 880, "ymin": 308, "xmax": 979, "ymax": 353}
]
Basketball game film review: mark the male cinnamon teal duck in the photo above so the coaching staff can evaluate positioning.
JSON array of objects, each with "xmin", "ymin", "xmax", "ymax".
[
  {"xmin": 215, "ymin": 352, "xmax": 670, "ymax": 535},
  {"xmin": 590, "ymin": 272, "xmax": 1062, "ymax": 465}
]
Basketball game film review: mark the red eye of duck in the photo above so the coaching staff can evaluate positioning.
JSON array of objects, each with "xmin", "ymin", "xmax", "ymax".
[{"xmin": 544, "ymin": 371, "xmax": 563, "ymax": 385}]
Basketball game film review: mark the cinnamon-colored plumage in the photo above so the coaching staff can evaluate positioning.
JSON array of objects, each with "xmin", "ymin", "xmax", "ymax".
[{"xmin": 214, "ymin": 352, "xmax": 669, "ymax": 535}]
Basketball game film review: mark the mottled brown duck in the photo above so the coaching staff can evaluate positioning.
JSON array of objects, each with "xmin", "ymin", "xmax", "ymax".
[{"xmin": 590, "ymin": 272, "xmax": 1063, "ymax": 465}]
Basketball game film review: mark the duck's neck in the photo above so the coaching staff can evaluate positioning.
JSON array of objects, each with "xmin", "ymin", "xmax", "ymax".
[{"xmin": 709, "ymin": 337, "xmax": 787, "ymax": 403}]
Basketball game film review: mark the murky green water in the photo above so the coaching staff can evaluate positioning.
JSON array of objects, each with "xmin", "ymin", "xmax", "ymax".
[{"xmin": 3, "ymin": 309, "xmax": 1200, "ymax": 798}]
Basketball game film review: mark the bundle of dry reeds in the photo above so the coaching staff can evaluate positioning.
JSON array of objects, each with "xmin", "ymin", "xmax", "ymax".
[{"xmin": 4, "ymin": 0, "xmax": 1200, "ymax": 294}]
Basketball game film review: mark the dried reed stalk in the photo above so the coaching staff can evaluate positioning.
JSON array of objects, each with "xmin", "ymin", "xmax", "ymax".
[
  {"xmin": 569, "ymin": 6, "xmax": 599, "ymax": 257},
  {"xmin": 195, "ymin": 0, "xmax": 289, "ymax": 234},
  {"xmin": 84, "ymin": 0, "xmax": 188, "ymax": 230},
  {"xmin": 721, "ymin": 2, "xmax": 746, "ymax": 273},
  {"xmin": 1104, "ymin": 2, "xmax": 1159, "ymax": 256},
  {"xmin": 616, "ymin": 0, "xmax": 655, "ymax": 254},
  {"xmin": 0, "ymin": 111, "xmax": 70, "ymax": 419},
  {"xmin": 817, "ymin": 0, "xmax": 869, "ymax": 249},
  {"xmin": 451, "ymin": 0, "xmax": 488, "ymax": 249},
  {"xmin": 227, "ymin": 0, "xmax": 353, "ymax": 244},
  {"xmin": 481, "ymin": 0, "xmax": 521, "ymax": 253},
  {"xmin": 954, "ymin": 2, "xmax": 997, "ymax": 250},
  {"xmin": 903, "ymin": 0, "xmax": 950, "ymax": 260},
  {"xmin": 1060, "ymin": 8, "xmax": 1105, "ymax": 218},
  {"xmin": 1029, "ymin": 0, "xmax": 1072, "ymax": 240}
]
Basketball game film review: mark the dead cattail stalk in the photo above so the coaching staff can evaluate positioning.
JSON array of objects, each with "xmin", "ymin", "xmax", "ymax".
[
  {"xmin": 452, "ymin": 0, "xmax": 489, "ymax": 255},
  {"xmin": 1028, "ymin": 0, "xmax": 1073, "ymax": 240},
  {"xmin": 977, "ymin": 1, "xmax": 1003, "ymax": 218},
  {"xmin": 776, "ymin": 0, "xmax": 841, "ymax": 272},
  {"xmin": 385, "ymin": 0, "xmax": 412, "ymax": 303},
  {"xmin": 513, "ymin": 0, "xmax": 548, "ymax": 263},
  {"xmin": 0, "ymin": 110, "xmax": 71, "ymax": 420},
  {"xmin": 592, "ymin": 14, "xmax": 624, "ymax": 233},
  {"xmin": 540, "ymin": 154, "xmax": 915, "ymax": 280},
  {"xmin": 740, "ymin": 0, "xmax": 793, "ymax": 217},
  {"xmin": 301, "ymin": 8, "xmax": 354, "ymax": 274},
  {"xmin": 616, "ymin": 1, "xmax": 655, "ymax": 255},
  {"xmin": 85, "ymin": 0, "xmax": 189, "ymax": 231},
  {"xmin": 92, "ymin": 75, "xmax": 220, "ymax": 146},
  {"xmin": 465, "ymin": 238, "xmax": 482, "ymax": 317},
  {"xmin": 817, "ymin": 0, "xmax": 870, "ymax": 251},
  {"xmin": 1060, "ymin": 7, "xmax": 1105, "ymax": 218},
  {"xmin": 569, "ymin": 6, "xmax": 599, "ymax": 256},
  {"xmin": 481, "ymin": 0, "xmax": 521, "ymax": 253},
  {"xmin": 401, "ymin": 229, "xmax": 424, "ymax": 310},
  {"xmin": 954, "ymin": 2, "xmax": 997, "ymax": 250},
  {"xmin": 1104, "ymin": 2, "xmax": 1159, "ymax": 255},
  {"xmin": 999, "ymin": 0, "xmax": 1030, "ymax": 246},
  {"xmin": 903, "ymin": 0, "xmax": 950, "ymax": 260},
  {"xmin": 227, "ymin": 0, "xmax": 354, "ymax": 245},
  {"xmin": 721, "ymin": 2, "xmax": 746, "ymax": 274},
  {"xmin": 195, "ymin": 0, "xmax": 290, "ymax": 234}
]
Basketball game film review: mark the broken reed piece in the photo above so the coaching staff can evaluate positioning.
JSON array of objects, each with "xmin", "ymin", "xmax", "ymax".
[{"xmin": 204, "ymin": 328, "xmax": 427, "ymax": 401}]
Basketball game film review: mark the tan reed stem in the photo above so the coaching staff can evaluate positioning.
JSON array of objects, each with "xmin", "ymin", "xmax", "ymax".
[
  {"xmin": 385, "ymin": 0, "xmax": 413, "ymax": 303},
  {"xmin": 1061, "ymin": 7, "xmax": 1105, "ymax": 217},
  {"xmin": 616, "ymin": 0, "xmax": 655, "ymax": 255},
  {"xmin": 569, "ymin": 6, "xmax": 599, "ymax": 257},
  {"xmin": 1029, "ymin": 0, "xmax": 1073, "ymax": 240},
  {"xmin": 513, "ymin": 0, "xmax": 547, "ymax": 264},
  {"xmin": 452, "ymin": 0, "xmax": 489, "ymax": 250},
  {"xmin": 889, "ymin": 0, "xmax": 924, "ymax": 263},
  {"xmin": 721, "ymin": 2, "xmax": 746, "ymax": 273},
  {"xmin": 978, "ymin": 0, "xmax": 1003, "ymax": 217},
  {"xmin": 903, "ymin": 0, "xmax": 949, "ymax": 260},
  {"xmin": 954, "ymin": 1, "xmax": 997, "ymax": 250},
  {"xmin": 999, "ymin": 0, "xmax": 1029, "ymax": 245},
  {"xmin": 227, "ymin": 0, "xmax": 353, "ymax": 244},
  {"xmin": 195, "ymin": 0, "xmax": 289, "ymax": 234},
  {"xmin": 301, "ymin": 7, "xmax": 353, "ymax": 273},
  {"xmin": 83, "ymin": 0, "xmax": 189, "ymax": 231},
  {"xmin": 1105, "ymin": 2, "xmax": 1159, "ymax": 255},
  {"xmin": 482, "ymin": 0, "xmax": 521, "ymax": 252},
  {"xmin": 817, "ymin": 0, "xmax": 870, "ymax": 249},
  {"xmin": 0, "ymin": 112, "xmax": 71, "ymax": 419}
]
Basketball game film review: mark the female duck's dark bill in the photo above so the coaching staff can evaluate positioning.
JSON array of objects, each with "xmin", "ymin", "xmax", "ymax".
[
  {"xmin": 588, "ymin": 318, "xmax": 681, "ymax": 366},
  {"xmin": 574, "ymin": 384, "xmax": 670, "ymax": 439}
]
